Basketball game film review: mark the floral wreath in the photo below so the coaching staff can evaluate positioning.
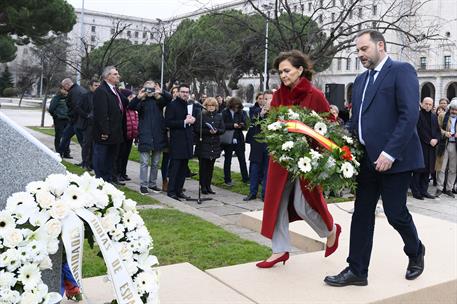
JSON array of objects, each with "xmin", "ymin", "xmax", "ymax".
[
  {"xmin": 0, "ymin": 172, "xmax": 158, "ymax": 304},
  {"xmin": 258, "ymin": 106, "xmax": 363, "ymax": 193}
]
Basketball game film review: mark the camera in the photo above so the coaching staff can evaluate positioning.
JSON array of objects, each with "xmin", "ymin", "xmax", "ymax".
[{"xmin": 144, "ymin": 87, "xmax": 155, "ymax": 94}]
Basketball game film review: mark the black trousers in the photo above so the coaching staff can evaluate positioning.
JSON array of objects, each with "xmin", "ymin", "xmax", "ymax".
[
  {"xmin": 117, "ymin": 139, "xmax": 133, "ymax": 177},
  {"xmin": 222, "ymin": 143, "xmax": 249, "ymax": 183},
  {"xmin": 199, "ymin": 158, "xmax": 216, "ymax": 190},
  {"xmin": 81, "ymin": 125, "xmax": 93, "ymax": 168},
  {"xmin": 53, "ymin": 118, "xmax": 69, "ymax": 153},
  {"xmin": 92, "ymin": 143, "xmax": 120, "ymax": 182},
  {"xmin": 411, "ymin": 171, "xmax": 430, "ymax": 196},
  {"xmin": 167, "ymin": 158, "xmax": 189, "ymax": 196},
  {"xmin": 347, "ymin": 154, "xmax": 422, "ymax": 278}
]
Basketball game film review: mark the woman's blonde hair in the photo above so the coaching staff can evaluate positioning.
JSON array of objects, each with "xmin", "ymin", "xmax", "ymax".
[{"xmin": 203, "ymin": 97, "xmax": 219, "ymax": 111}]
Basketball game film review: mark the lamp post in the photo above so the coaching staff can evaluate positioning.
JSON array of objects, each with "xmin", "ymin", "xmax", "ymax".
[
  {"xmin": 262, "ymin": 4, "xmax": 272, "ymax": 91},
  {"xmin": 156, "ymin": 18, "xmax": 165, "ymax": 90},
  {"xmin": 76, "ymin": 0, "xmax": 85, "ymax": 85}
]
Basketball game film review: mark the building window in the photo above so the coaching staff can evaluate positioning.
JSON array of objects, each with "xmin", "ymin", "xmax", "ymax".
[
  {"xmin": 373, "ymin": 5, "xmax": 377, "ymax": 15},
  {"xmin": 110, "ymin": 28, "xmax": 115, "ymax": 35},
  {"xmin": 358, "ymin": 7, "xmax": 362, "ymax": 18},
  {"xmin": 332, "ymin": 0, "xmax": 336, "ymax": 5},
  {"xmin": 355, "ymin": 58, "xmax": 360, "ymax": 70},
  {"xmin": 150, "ymin": 32, "xmax": 154, "ymax": 39},
  {"xmin": 358, "ymin": 24, "xmax": 362, "ymax": 31},
  {"xmin": 331, "ymin": 13, "xmax": 335, "ymax": 22},
  {"xmin": 346, "ymin": 58, "xmax": 351, "ymax": 70},
  {"xmin": 91, "ymin": 26, "xmax": 96, "ymax": 33},
  {"xmin": 420, "ymin": 57, "xmax": 427, "ymax": 69},
  {"xmin": 91, "ymin": 35, "xmax": 95, "ymax": 42},
  {"xmin": 337, "ymin": 58, "xmax": 342, "ymax": 70},
  {"xmin": 308, "ymin": 2, "xmax": 312, "ymax": 11},
  {"xmin": 318, "ymin": 15, "xmax": 323, "ymax": 23},
  {"xmin": 372, "ymin": 21, "xmax": 377, "ymax": 28},
  {"xmin": 444, "ymin": 55, "xmax": 451, "ymax": 69},
  {"xmin": 349, "ymin": 10, "xmax": 353, "ymax": 19},
  {"xmin": 127, "ymin": 30, "xmax": 131, "ymax": 38},
  {"xmin": 293, "ymin": 5, "xmax": 297, "ymax": 12},
  {"xmin": 143, "ymin": 32, "xmax": 147, "ymax": 39},
  {"xmin": 134, "ymin": 31, "xmax": 139, "ymax": 38},
  {"xmin": 320, "ymin": 0, "xmax": 324, "ymax": 7},
  {"xmin": 301, "ymin": 4, "xmax": 304, "ymax": 12}
]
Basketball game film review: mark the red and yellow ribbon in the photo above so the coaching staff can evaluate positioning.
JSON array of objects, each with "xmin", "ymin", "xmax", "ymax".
[{"xmin": 281, "ymin": 120, "xmax": 353, "ymax": 160}]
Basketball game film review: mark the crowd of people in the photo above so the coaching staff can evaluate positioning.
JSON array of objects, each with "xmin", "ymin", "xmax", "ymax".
[{"xmin": 48, "ymin": 66, "xmax": 280, "ymax": 202}]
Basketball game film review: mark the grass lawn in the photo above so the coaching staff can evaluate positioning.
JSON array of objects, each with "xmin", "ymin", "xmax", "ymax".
[{"xmin": 61, "ymin": 159, "xmax": 270, "ymax": 277}]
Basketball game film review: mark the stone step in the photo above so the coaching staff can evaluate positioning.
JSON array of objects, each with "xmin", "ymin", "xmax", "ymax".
[
  {"xmin": 216, "ymin": 202, "xmax": 457, "ymax": 303},
  {"xmin": 62, "ymin": 263, "xmax": 254, "ymax": 304}
]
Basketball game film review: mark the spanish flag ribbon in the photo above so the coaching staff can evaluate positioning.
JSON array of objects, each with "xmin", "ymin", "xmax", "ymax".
[{"xmin": 282, "ymin": 120, "xmax": 340, "ymax": 152}]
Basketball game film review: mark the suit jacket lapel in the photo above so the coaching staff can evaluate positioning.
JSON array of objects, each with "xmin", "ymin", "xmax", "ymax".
[
  {"xmin": 352, "ymin": 71, "xmax": 368, "ymax": 130},
  {"xmin": 362, "ymin": 57, "xmax": 393, "ymax": 114}
]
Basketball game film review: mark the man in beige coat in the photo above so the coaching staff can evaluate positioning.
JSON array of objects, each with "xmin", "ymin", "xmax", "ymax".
[{"xmin": 435, "ymin": 98, "xmax": 457, "ymax": 198}]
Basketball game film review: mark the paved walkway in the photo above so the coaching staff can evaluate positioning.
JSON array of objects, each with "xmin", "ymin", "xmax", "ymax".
[{"xmin": 1, "ymin": 106, "xmax": 455, "ymax": 251}]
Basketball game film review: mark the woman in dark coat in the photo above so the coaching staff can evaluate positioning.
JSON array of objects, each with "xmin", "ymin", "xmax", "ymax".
[
  {"xmin": 257, "ymin": 50, "xmax": 341, "ymax": 268},
  {"xmin": 194, "ymin": 97, "xmax": 225, "ymax": 194}
]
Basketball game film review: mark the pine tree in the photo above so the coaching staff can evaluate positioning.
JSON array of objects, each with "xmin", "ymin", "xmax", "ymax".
[{"xmin": 0, "ymin": 66, "xmax": 14, "ymax": 96}]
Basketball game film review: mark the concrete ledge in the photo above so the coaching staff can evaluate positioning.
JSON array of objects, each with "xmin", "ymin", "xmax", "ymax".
[
  {"xmin": 212, "ymin": 203, "xmax": 457, "ymax": 304},
  {"xmin": 63, "ymin": 263, "xmax": 254, "ymax": 304}
]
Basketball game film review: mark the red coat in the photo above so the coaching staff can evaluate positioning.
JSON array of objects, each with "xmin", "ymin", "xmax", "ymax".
[{"xmin": 261, "ymin": 77, "xmax": 334, "ymax": 239}]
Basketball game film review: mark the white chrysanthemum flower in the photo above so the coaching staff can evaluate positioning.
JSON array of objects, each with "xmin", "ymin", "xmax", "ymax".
[
  {"xmin": 35, "ymin": 190, "xmax": 55, "ymax": 209},
  {"xmin": 1, "ymin": 289, "xmax": 21, "ymax": 304},
  {"xmin": 0, "ymin": 270, "xmax": 17, "ymax": 287},
  {"xmin": 313, "ymin": 122, "xmax": 328, "ymax": 136},
  {"xmin": 91, "ymin": 189, "xmax": 110, "ymax": 209},
  {"xmin": 123, "ymin": 199, "xmax": 137, "ymax": 212},
  {"xmin": 137, "ymin": 253, "xmax": 159, "ymax": 271},
  {"xmin": 281, "ymin": 141, "xmax": 294, "ymax": 151},
  {"xmin": 341, "ymin": 162, "xmax": 355, "ymax": 178},
  {"xmin": 49, "ymin": 200, "xmax": 69, "ymax": 220},
  {"xmin": 125, "ymin": 260, "xmax": 139, "ymax": 276},
  {"xmin": 29, "ymin": 211, "xmax": 50, "ymax": 227},
  {"xmin": 123, "ymin": 212, "xmax": 143, "ymax": 231},
  {"xmin": 0, "ymin": 210, "xmax": 16, "ymax": 233},
  {"xmin": 20, "ymin": 290, "xmax": 42, "ymax": 303},
  {"xmin": 18, "ymin": 263, "xmax": 41, "ymax": 290},
  {"xmin": 267, "ymin": 121, "xmax": 283, "ymax": 131},
  {"xmin": 342, "ymin": 135, "xmax": 354, "ymax": 145},
  {"xmin": 298, "ymin": 157, "xmax": 312, "ymax": 173},
  {"xmin": 17, "ymin": 245, "xmax": 32, "ymax": 263},
  {"xmin": 287, "ymin": 109, "xmax": 300, "ymax": 120},
  {"xmin": 135, "ymin": 271, "xmax": 158, "ymax": 294},
  {"xmin": 6, "ymin": 192, "xmax": 35, "ymax": 212},
  {"xmin": 2, "ymin": 228, "xmax": 24, "ymax": 248},
  {"xmin": 26, "ymin": 240, "xmax": 47, "ymax": 259},
  {"xmin": 105, "ymin": 208, "xmax": 122, "ymax": 224},
  {"xmin": 279, "ymin": 155, "xmax": 292, "ymax": 163},
  {"xmin": 14, "ymin": 201, "xmax": 39, "ymax": 225},
  {"xmin": 0, "ymin": 248, "xmax": 21, "ymax": 272},
  {"xmin": 47, "ymin": 239, "xmax": 60, "ymax": 255},
  {"xmin": 309, "ymin": 149, "xmax": 322, "ymax": 160},
  {"xmin": 45, "ymin": 174, "xmax": 70, "ymax": 197},
  {"xmin": 61, "ymin": 185, "xmax": 88, "ymax": 209},
  {"xmin": 45, "ymin": 219, "xmax": 62, "ymax": 238},
  {"xmin": 25, "ymin": 181, "xmax": 49, "ymax": 195},
  {"xmin": 101, "ymin": 215, "xmax": 116, "ymax": 232},
  {"xmin": 38, "ymin": 256, "xmax": 52, "ymax": 271},
  {"xmin": 326, "ymin": 157, "xmax": 336, "ymax": 169}
]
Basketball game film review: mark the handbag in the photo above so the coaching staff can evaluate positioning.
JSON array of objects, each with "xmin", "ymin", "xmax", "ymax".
[{"xmin": 219, "ymin": 130, "xmax": 235, "ymax": 145}]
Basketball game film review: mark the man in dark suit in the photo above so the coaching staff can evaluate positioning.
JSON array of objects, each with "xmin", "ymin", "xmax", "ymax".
[
  {"xmin": 325, "ymin": 30, "xmax": 425, "ymax": 287},
  {"xmin": 411, "ymin": 97, "xmax": 440, "ymax": 200},
  {"xmin": 165, "ymin": 84, "xmax": 199, "ymax": 200},
  {"xmin": 92, "ymin": 66, "xmax": 127, "ymax": 184}
]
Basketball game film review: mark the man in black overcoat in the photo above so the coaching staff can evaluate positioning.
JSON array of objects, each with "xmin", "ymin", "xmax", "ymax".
[
  {"xmin": 411, "ymin": 97, "xmax": 441, "ymax": 199},
  {"xmin": 165, "ymin": 84, "xmax": 200, "ymax": 200}
]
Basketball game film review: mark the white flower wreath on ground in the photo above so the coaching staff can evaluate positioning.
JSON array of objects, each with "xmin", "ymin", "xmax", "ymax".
[
  {"xmin": 0, "ymin": 172, "xmax": 159, "ymax": 304},
  {"xmin": 258, "ymin": 106, "xmax": 363, "ymax": 193}
]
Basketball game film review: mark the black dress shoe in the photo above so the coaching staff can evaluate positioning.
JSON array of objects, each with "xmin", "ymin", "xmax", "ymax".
[
  {"xmin": 112, "ymin": 180, "xmax": 125, "ymax": 186},
  {"xmin": 62, "ymin": 154, "xmax": 73, "ymax": 159},
  {"xmin": 443, "ymin": 190, "xmax": 455, "ymax": 198},
  {"xmin": 122, "ymin": 175, "xmax": 131, "ymax": 181},
  {"xmin": 422, "ymin": 192, "xmax": 435, "ymax": 199},
  {"xmin": 177, "ymin": 193, "xmax": 190, "ymax": 200},
  {"xmin": 167, "ymin": 193, "xmax": 181, "ymax": 201},
  {"xmin": 412, "ymin": 194, "xmax": 424, "ymax": 200},
  {"xmin": 406, "ymin": 244, "xmax": 425, "ymax": 280},
  {"xmin": 206, "ymin": 187, "xmax": 216, "ymax": 194},
  {"xmin": 201, "ymin": 189, "xmax": 209, "ymax": 194},
  {"xmin": 243, "ymin": 193, "xmax": 256, "ymax": 201},
  {"xmin": 324, "ymin": 267, "xmax": 368, "ymax": 287}
]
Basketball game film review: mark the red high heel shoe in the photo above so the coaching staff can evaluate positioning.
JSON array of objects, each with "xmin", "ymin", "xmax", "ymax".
[
  {"xmin": 256, "ymin": 252, "xmax": 289, "ymax": 268},
  {"xmin": 325, "ymin": 224, "xmax": 341, "ymax": 257}
]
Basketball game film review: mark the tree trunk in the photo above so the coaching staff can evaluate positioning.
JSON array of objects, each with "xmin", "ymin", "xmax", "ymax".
[
  {"xmin": 40, "ymin": 77, "xmax": 52, "ymax": 127},
  {"xmin": 18, "ymin": 90, "xmax": 26, "ymax": 107}
]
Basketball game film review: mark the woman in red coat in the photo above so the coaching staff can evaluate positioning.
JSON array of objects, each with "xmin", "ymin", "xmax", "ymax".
[{"xmin": 256, "ymin": 50, "xmax": 341, "ymax": 268}]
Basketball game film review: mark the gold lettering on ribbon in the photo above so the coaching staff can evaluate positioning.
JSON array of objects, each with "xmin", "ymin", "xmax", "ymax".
[
  {"xmin": 90, "ymin": 218, "xmax": 111, "ymax": 250},
  {"xmin": 120, "ymin": 283, "xmax": 136, "ymax": 303},
  {"xmin": 69, "ymin": 228, "xmax": 81, "ymax": 285},
  {"xmin": 112, "ymin": 259, "xmax": 122, "ymax": 274}
]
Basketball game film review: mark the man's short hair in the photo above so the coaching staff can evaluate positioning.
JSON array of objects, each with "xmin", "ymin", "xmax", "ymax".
[
  {"xmin": 143, "ymin": 80, "xmax": 155, "ymax": 87},
  {"xmin": 89, "ymin": 78, "xmax": 100, "ymax": 86},
  {"xmin": 356, "ymin": 29, "xmax": 387, "ymax": 52},
  {"xmin": 102, "ymin": 66, "xmax": 117, "ymax": 79},
  {"xmin": 178, "ymin": 83, "xmax": 190, "ymax": 91}
]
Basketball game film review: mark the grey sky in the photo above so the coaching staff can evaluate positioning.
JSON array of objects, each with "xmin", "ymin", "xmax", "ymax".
[{"xmin": 66, "ymin": 0, "xmax": 232, "ymax": 20}]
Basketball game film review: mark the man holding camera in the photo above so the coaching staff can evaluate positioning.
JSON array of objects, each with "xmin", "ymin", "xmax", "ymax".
[
  {"xmin": 435, "ymin": 98, "xmax": 457, "ymax": 198},
  {"xmin": 165, "ymin": 83, "xmax": 199, "ymax": 200},
  {"xmin": 128, "ymin": 80, "xmax": 172, "ymax": 194}
]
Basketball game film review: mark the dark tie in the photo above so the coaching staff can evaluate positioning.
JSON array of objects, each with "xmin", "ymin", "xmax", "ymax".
[
  {"xmin": 363, "ymin": 70, "xmax": 377, "ymax": 102},
  {"xmin": 113, "ymin": 88, "xmax": 124, "ymax": 112}
]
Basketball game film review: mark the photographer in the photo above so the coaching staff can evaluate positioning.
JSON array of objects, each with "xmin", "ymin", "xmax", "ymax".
[
  {"xmin": 221, "ymin": 96, "xmax": 249, "ymax": 186},
  {"xmin": 128, "ymin": 80, "xmax": 172, "ymax": 194}
]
